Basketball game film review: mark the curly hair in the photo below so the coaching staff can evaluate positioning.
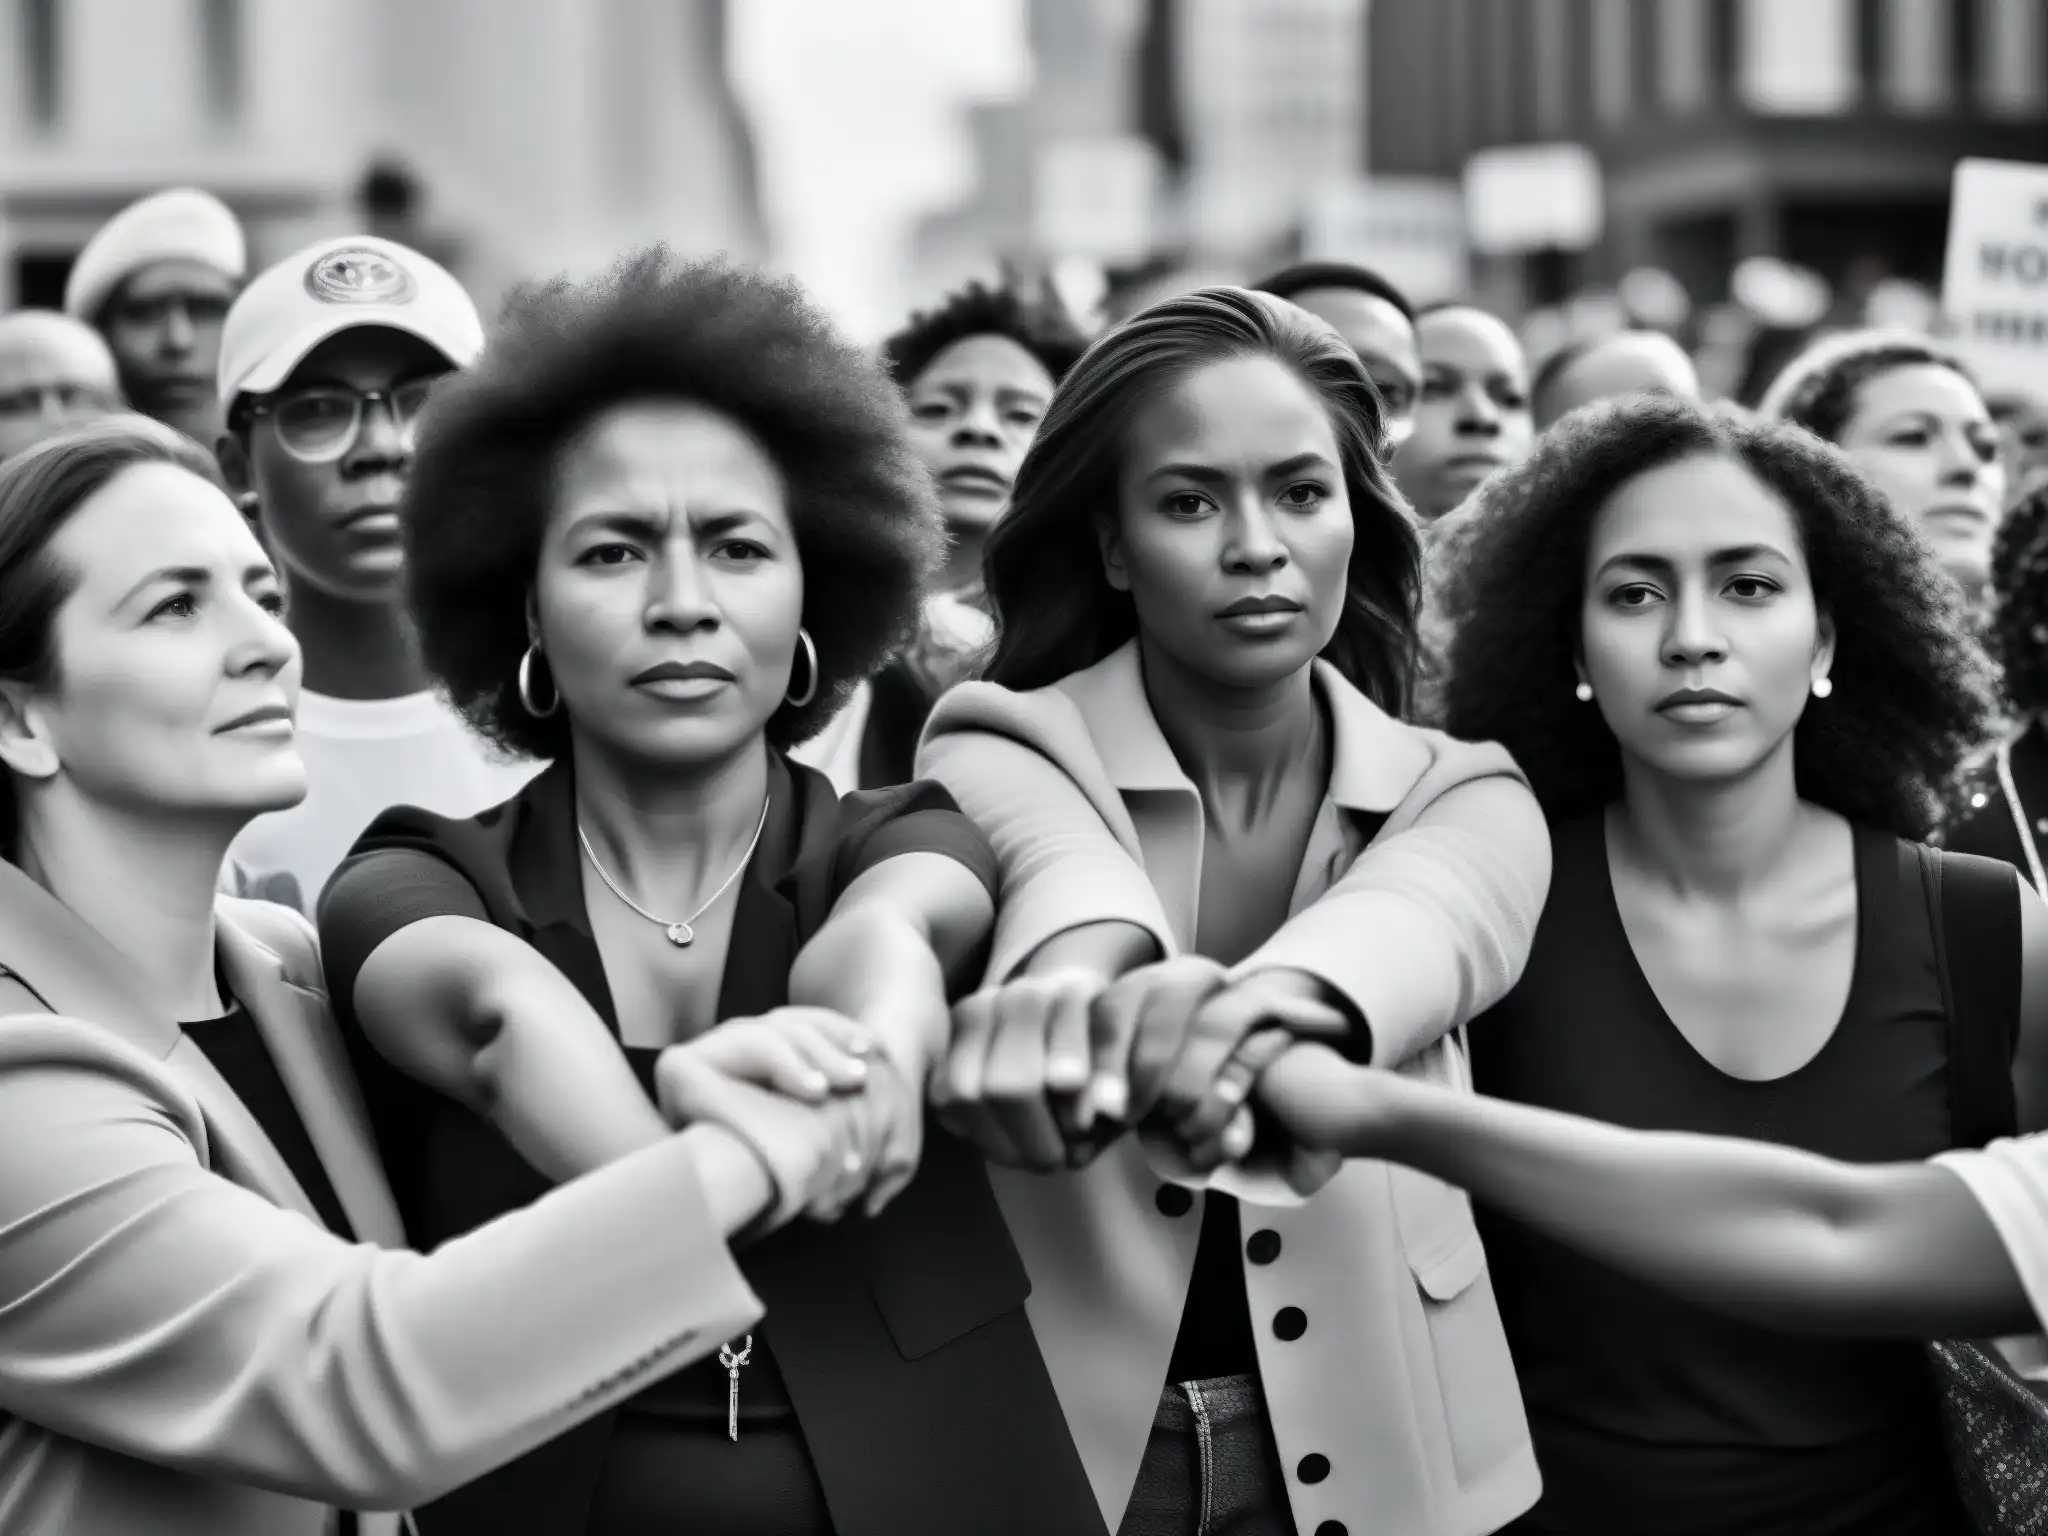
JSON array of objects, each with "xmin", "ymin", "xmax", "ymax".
[
  {"xmin": 882, "ymin": 279, "xmax": 1090, "ymax": 391},
  {"xmin": 983, "ymin": 286, "xmax": 1419, "ymax": 708},
  {"xmin": 1756, "ymin": 328, "xmax": 1976, "ymax": 444},
  {"xmin": 1992, "ymin": 477, "xmax": 2048, "ymax": 719},
  {"xmin": 401, "ymin": 248, "xmax": 945, "ymax": 760},
  {"xmin": 1436, "ymin": 395, "xmax": 1997, "ymax": 840}
]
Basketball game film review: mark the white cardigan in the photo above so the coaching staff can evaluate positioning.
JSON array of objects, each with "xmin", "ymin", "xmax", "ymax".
[
  {"xmin": 918, "ymin": 640, "xmax": 1551, "ymax": 1536},
  {"xmin": 1936, "ymin": 1137, "xmax": 2048, "ymax": 1376}
]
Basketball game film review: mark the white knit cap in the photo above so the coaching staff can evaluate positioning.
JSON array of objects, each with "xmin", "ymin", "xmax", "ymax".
[
  {"xmin": 63, "ymin": 188, "xmax": 247, "ymax": 323},
  {"xmin": 217, "ymin": 235, "xmax": 483, "ymax": 405}
]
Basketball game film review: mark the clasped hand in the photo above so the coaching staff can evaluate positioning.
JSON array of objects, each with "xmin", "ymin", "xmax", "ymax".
[
  {"xmin": 933, "ymin": 957, "xmax": 1354, "ymax": 1181},
  {"xmin": 654, "ymin": 1006, "xmax": 921, "ymax": 1232}
]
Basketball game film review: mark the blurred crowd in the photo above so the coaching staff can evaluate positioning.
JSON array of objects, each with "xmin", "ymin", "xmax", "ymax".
[{"xmin": 5, "ymin": 168, "xmax": 2048, "ymax": 1536}]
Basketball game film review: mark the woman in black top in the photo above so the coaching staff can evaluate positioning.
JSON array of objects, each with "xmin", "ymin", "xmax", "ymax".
[
  {"xmin": 0, "ymin": 420, "xmax": 864, "ymax": 1536},
  {"xmin": 1949, "ymin": 480, "xmax": 2048, "ymax": 888},
  {"xmin": 316, "ymin": 254, "xmax": 1101, "ymax": 1536},
  {"xmin": 794, "ymin": 279, "xmax": 1088, "ymax": 790},
  {"xmin": 1379, "ymin": 395, "xmax": 2027, "ymax": 1535}
]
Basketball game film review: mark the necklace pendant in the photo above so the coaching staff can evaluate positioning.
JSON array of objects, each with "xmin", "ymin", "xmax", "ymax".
[{"xmin": 665, "ymin": 921, "xmax": 695, "ymax": 947}]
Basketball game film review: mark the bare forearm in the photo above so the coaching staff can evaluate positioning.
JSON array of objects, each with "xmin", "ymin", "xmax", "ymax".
[
  {"xmin": 354, "ymin": 920, "xmax": 669, "ymax": 1185},
  {"xmin": 1019, "ymin": 920, "xmax": 1161, "ymax": 984},
  {"xmin": 677, "ymin": 1123, "xmax": 776, "ymax": 1237},
  {"xmin": 457, "ymin": 984, "xmax": 667, "ymax": 1182},
  {"xmin": 1324, "ymin": 1069, "xmax": 2031, "ymax": 1337},
  {"xmin": 790, "ymin": 907, "xmax": 950, "ymax": 1079}
]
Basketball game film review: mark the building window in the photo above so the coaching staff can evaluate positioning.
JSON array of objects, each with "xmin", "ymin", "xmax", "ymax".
[
  {"xmin": 1978, "ymin": 0, "xmax": 2047, "ymax": 116},
  {"xmin": 18, "ymin": 0, "xmax": 60, "ymax": 126},
  {"xmin": 1739, "ymin": 0, "xmax": 1857, "ymax": 114},
  {"xmin": 1882, "ymin": 0, "xmax": 1951, "ymax": 112},
  {"xmin": 199, "ymin": 0, "xmax": 242, "ymax": 123},
  {"xmin": 1591, "ymin": 0, "xmax": 1633, "ymax": 124},
  {"xmin": 1658, "ymin": 0, "xmax": 1711, "ymax": 112}
]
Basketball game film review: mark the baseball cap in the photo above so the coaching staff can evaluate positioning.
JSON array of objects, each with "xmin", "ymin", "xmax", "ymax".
[{"xmin": 217, "ymin": 235, "xmax": 483, "ymax": 406}]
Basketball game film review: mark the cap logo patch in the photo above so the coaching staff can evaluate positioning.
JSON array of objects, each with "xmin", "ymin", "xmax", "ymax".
[{"xmin": 304, "ymin": 247, "xmax": 416, "ymax": 306}]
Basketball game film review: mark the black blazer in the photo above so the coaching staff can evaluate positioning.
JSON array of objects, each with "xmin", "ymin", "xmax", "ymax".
[{"xmin": 321, "ymin": 756, "xmax": 1104, "ymax": 1536}]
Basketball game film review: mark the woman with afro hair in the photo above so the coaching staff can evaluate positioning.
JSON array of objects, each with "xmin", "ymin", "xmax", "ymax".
[
  {"xmin": 1294, "ymin": 393, "xmax": 2048, "ymax": 1536},
  {"xmin": 792, "ymin": 277, "xmax": 1088, "ymax": 791},
  {"xmin": 314, "ymin": 250, "xmax": 1103, "ymax": 1536}
]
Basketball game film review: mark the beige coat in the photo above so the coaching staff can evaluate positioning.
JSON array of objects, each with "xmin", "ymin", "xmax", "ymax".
[
  {"xmin": 919, "ymin": 640, "xmax": 1550, "ymax": 1536},
  {"xmin": 0, "ymin": 864, "xmax": 762, "ymax": 1536}
]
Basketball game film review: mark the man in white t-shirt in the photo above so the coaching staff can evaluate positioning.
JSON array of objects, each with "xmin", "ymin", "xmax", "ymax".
[{"xmin": 214, "ymin": 235, "xmax": 540, "ymax": 914}]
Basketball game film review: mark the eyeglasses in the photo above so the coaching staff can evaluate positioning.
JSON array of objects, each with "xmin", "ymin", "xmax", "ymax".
[{"xmin": 244, "ymin": 377, "xmax": 442, "ymax": 463}]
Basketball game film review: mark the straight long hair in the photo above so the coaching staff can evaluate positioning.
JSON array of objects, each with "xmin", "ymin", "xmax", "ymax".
[{"xmin": 981, "ymin": 286, "xmax": 1420, "ymax": 709}]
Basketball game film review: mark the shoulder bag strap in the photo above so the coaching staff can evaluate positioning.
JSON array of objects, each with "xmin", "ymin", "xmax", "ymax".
[{"xmin": 1922, "ymin": 845, "xmax": 2021, "ymax": 1148}]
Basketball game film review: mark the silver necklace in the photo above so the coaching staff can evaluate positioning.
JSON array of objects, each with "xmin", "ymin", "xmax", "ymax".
[{"xmin": 576, "ymin": 795, "xmax": 770, "ymax": 946}]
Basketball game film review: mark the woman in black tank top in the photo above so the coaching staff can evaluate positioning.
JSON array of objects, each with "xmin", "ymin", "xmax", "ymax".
[{"xmin": 1268, "ymin": 396, "xmax": 2019, "ymax": 1535}]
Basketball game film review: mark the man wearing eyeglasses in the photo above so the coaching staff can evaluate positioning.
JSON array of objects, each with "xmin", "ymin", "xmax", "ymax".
[{"xmin": 216, "ymin": 235, "xmax": 539, "ymax": 915}]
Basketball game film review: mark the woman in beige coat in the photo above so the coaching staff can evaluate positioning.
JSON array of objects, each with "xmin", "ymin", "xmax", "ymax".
[{"xmin": 917, "ymin": 287, "xmax": 1552, "ymax": 1536}]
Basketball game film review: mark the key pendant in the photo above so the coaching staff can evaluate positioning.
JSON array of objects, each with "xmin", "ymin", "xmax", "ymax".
[{"xmin": 719, "ymin": 1335, "xmax": 753, "ymax": 1443}]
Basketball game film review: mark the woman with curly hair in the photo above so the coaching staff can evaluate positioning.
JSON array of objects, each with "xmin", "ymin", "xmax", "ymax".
[
  {"xmin": 793, "ymin": 278, "xmax": 1088, "ymax": 791},
  {"xmin": 916, "ymin": 286, "xmax": 1553, "ymax": 1536},
  {"xmin": 0, "ymin": 419, "xmax": 864, "ymax": 1536},
  {"xmin": 1759, "ymin": 329, "xmax": 2007, "ymax": 605},
  {"xmin": 1352, "ymin": 393, "xmax": 2040, "ymax": 1536},
  {"xmin": 315, "ymin": 251, "xmax": 1102, "ymax": 1536}
]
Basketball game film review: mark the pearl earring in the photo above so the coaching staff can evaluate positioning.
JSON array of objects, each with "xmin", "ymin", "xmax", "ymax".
[
  {"xmin": 1811, "ymin": 676, "xmax": 1833, "ymax": 699},
  {"xmin": 1574, "ymin": 681, "xmax": 1594, "ymax": 702}
]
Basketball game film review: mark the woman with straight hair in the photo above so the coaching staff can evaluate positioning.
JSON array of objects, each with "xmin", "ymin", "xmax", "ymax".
[
  {"xmin": 316, "ymin": 252, "xmax": 1100, "ymax": 1536},
  {"xmin": 1338, "ymin": 392, "xmax": 2036, "ymax": 1536},
  {"xmin": 917, "ymin": 286, "xmax": 1553, "ymax": 1536},
  {"xmin": 0, "ymin": 418, "xmax": 867, "ymax": 1536}
]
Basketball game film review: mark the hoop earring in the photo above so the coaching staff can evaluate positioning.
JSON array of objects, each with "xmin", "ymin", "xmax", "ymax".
[
  {"xmin": 785, "ymin": 627, "xmax": 819, "ymax": 708},
  {"xmin": 1574, "ymin": 681, "xmax": 1594, "ymax": 703},
  {"xmin": 517, "ymin": 643, "xmax": 560, "ymax": 718}
]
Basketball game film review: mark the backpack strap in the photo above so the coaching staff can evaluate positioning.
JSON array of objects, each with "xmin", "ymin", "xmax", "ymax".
[{"xmin": 1919, "ymin": 844, "xmax": 2021, "ymax": 1148}]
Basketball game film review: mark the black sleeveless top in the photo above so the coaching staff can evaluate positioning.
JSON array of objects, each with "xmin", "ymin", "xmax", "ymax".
[
  {"xmin": 1471, "ymin": 814, "xmax": 1971, "ymax": 1536},
  {"xmin": 318, "ymin": 754, "xmax": 1105, "ymax": 1536}
]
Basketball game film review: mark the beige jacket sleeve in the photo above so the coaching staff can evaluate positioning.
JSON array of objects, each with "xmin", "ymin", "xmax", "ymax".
[
  {"xmin": 918, "ymin": 721, "xmax": 1177, "ymax": 985},
  {"xmin": 1238, "ymin": 746, "xmax": 1551, "ymax": 1070},
  {"xmin": 0, "ymin": 1017, "xmax": 762, "ymax": 1514}
]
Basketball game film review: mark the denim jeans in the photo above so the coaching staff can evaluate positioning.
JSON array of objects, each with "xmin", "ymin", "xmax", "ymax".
[{"xmin": 1117, "ymin": 1374, "xmax": 1299, "ymax": 1536}]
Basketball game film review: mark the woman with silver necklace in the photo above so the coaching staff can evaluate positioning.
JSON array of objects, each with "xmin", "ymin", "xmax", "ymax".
[{"xmin": 315, "ymin": 253, "xmax": 1101, "ymax": 1536}]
